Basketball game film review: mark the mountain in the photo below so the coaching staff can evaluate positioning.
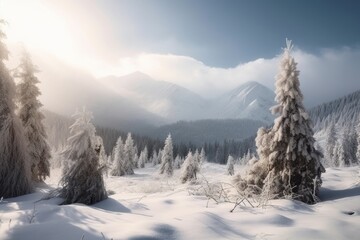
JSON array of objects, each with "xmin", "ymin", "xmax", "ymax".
[
  {"xmin": 101, "ymin": 72, "xmax": 275, "ymax": 123},
  {"xmin": 102, "ymin": 72, "xmax": 212, "ymax": 121},
  {"xmin": 213, "ymin": 81, "xmax": 275, "ymax": 123},
  {"xmin": 35, "ymin": 56, "xmax": 165, "ymax": 132},
  {"xmin": 309, "ymin": 89, "xmax": 360, "ymax": 133}
]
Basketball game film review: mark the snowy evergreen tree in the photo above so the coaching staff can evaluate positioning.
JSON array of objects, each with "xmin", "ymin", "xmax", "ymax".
[
  {"xmin": 138, "ymin": 146, "xmax": 148, "ymax": 168},
  {"xmin": 235, "ymin": 40, "xmax": 324, "ymax": 204},
  {"xmin": 157, "ymin": 149, "xmax": 163, "ymax": 164},
  {"xmin": 59, "ymin": 108, "xmax": 107, "ymax": 205},
  {"xmin": 200, "ymin": 148, "xmax": 207, "ymax": 165},
  {"xmin": 123, "ymin": 133, "xmax": 135, "ymax": 175},
  {"xmin": 110, "ymin": 136, "xmax": 125, "ymax": 176},
  {"xmin": 333, "ymin": 140, "xmax": 341, "ymax": 167},
  {"xmin": 227, "ymin": 155, "xmax": 235, "ymax": 176},
  {"xmin": 340, "ymin": 127, "xmax": 357, "ymax": 166},
  {"xmin": 0, "ymin": 22, "xmax": 33, "ymax": 198},
  {"xmin": 16, "ymin": 50, "xmax": 51, "ymax": 182},
  {"xmin": 151, "ymin": 150, "xmax": 158, "ymax": 166},
  {"xmin": 181, "ymin": 151, "xmax": 199, "ymax": 183},
  {"xmin": 325, "ymin": 123, "xmax": 337, "ymax": 166},
  {"xmin": 159, "ymin": 134, "xmax": 174, "ymax": 176},
  {"xmin": 174, "ymin": 155, "xmax": 182, "ymax": 169}
]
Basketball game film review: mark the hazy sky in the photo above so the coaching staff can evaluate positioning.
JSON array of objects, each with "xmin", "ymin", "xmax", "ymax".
[{"xmin": 1, "ymin": 0, "xmax": 360, "ymax": 107}]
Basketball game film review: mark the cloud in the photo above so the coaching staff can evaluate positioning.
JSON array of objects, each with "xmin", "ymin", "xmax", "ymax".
[{"xmin": 98, "ymin": 47, "xmax": 360, "ymax": 107}]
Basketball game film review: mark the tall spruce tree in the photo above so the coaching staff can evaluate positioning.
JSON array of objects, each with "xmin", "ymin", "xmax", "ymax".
[
  {"xmin": 123, "ymin": 133, "xmax": 135, "ymax": 175},
  {"xmin": 60, "ymin": 108, "xmax": 107, "ymax": 205},
  {"xmin": 0, "ymin": 21, "xmax": 32, "ymax": 198},
  {"xmin": 159, "ymin": 134, "xmax": 174, "ymax": 176},
  {"xmin": 325, "ymin": 123, "xmax": 337, "ymax": 167},
  {"xmin": 110, "ymin": 136, "xmax": 125, "ymax": 176},
  {"xmin": 17, "ymin": 50, "xmax": 51, "ymax": 181},
  {"xmin": 227, "ymin": 155, "xmax": 235, "ymax": 176},
  {"xmin": 235, "ymin": 40, "xmax": 324, "ymax": 204}
]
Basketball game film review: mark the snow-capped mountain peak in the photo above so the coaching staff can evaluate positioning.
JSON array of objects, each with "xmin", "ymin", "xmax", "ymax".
[{"xmin": 214, "ymin": 81, "xmax": 275, "ymax": 123}]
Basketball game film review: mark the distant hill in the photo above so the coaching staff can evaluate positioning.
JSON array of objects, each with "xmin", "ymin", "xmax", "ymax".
[
  {"xmin": 102, "ymin": 72, "xmax": 275, "ymax": 124},
  {"xmin": 144, "ymin": 118, "xmax": 266, "ymax": 146},
  {"xmin": 309, "ymin": 89, "xmax": 360, "ymax": 132}
]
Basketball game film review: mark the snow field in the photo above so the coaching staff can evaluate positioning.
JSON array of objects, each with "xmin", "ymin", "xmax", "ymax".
[{"xmin": 0, "ymin": 163, "xmax": 359, "ymax": 240}]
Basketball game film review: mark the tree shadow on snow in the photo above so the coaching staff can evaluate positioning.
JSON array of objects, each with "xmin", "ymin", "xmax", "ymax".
[
  {"xmin": 320, "ymin": 186, "xmax": 360, "ymax": 202},
  {"xmin": 92, "ymin": 197, "xmax": 131, "ymax": 213},
  {"xmin": 128, "ymin": 224, "xmax": 178, "ymax": 240}
]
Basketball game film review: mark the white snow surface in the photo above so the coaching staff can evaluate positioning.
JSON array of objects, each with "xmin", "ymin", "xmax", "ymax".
[{"xmin": 1, "ymin": 163, "xmax": 359, "ymax": 240}]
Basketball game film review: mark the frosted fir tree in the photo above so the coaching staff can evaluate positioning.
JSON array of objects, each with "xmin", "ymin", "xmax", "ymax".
[
  {"xmin": 16, "ymin": 50, "xmax": 51, "ymax": 181},
  {"xmin": 332, "ymin": 140, "xmax": 341, "ymax": 167},
  {"xmin": 200, "ymin": 148, "xmax": 207, "ymax": 165},
  {"xmin": 133, "ymin": 147, "xmax": 139, "ymax": 168},
  {"xmin": 159, "ymin": 134, "xmax": 174, "ymax": 176},
  {"xmin": 181, "ymin": 151, "xmax": 199, "ymax": 183},
  {"xmin": 138, "ymin": 146, "xmax": 148, "ymax": 168},
  {"xmin": 325, "ymin": 123, "xmax": 337, "ymax": 166},
  {"xmin": 227, "ymin": 155, "xmax": 235, "ymax": 176},
  {"xmin": 235, "ymin": 40, "xmax": 324, "ymax": 204},
  {"xmin": 95, "ymin": 136, "xmax": 107, "ymax": 169},
  {"xmin": 151, "ymin": 150, "xmax": 158, "ymax": 166},
  {"xmin": 0, "ymin": 22, "xmax": 33, "ymax": 198},
  {"xmin": 110, "ymin": 136, "xmax": 125, "ymax": 176},
  {"xmin": 123, "ymin": 133, "xmax": 135, "ymax": 175},
  {"xmin": 343, "ymin": 127, "xmax": 358, "ymax": 165},
  {"xmin": 174, "ymin": 155, "xmax": 182, "ymax": 169},
  {"xmin": 59, "ymin": 108, "xmax": 107, "ymax": 205}
]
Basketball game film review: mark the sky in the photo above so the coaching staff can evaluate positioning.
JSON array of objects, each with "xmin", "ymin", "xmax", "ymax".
[{"xmin": 1, "ymin": 0, "xmax": 360, "ymax": 107}]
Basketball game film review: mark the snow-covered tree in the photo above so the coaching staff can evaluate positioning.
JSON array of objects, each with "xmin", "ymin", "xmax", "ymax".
[
  {"xmin": 123, "ymin": 133, "xmax": 135, "ymax": 175},
  {"xmin": 235, "ymin": 40, "xmax": 324, "ymax": 204},
  {"xmin": 138, "ymin": 146, "xmax": 148, "ymax": 168},
  {"xmin": 344, "ymin": 127, "xmax": 358, "ymax": 165},
  {"xmin": 227, "ymin": 155, "xmax": 235, "ymax": 176},
  {"xmin": 333, "ymin": 140, "xmax": 341, "ymax": 167},
  {"xmin": 110, "ymin": 136, "xmax": 125, "ymax": 176},
  {"xmin": 151, "ymin": 150, "xmax": 158, "ymax": 166},
  {"xmin": 181, "ymin": 151, "xmax": 199, "ymax": 183},
  {"xmin": 199, "ymin": 148, "xmax": 207, "ymax": 165},
  {"xmin": 59, "ymin": 108, "xmax": 107, "ymax": 205},
  {"xmin": 0, "ymin": 22, "xmax": 33, "ymax": 198},
  {"xmin": 174, "ymin": 155, "xmax": 182, "ymax": 169},
  {"xmin": 16, "ymin": 50, "xmax": 51, "ymax": 182},
  {"xmin": 325, "ymin": 123, "xmax": 337, "ymax": 166},
  {"xmin": 159, "ymin": 134, "xmax": 174, "ymax": 176}
]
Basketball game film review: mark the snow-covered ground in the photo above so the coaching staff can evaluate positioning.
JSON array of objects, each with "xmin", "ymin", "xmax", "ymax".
[{"xmin": 1, "ymin": 163, "xmax": 359, "ymax": 240}]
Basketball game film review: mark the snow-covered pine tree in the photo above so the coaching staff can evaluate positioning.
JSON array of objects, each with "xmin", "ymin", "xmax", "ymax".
[
  {"xmin": 138, "ymin": 146, "xmax": 148, "ymax": 168},
  {"xmin": 159, "ymin": 134, "xmax": 174, "ymax": 176},
  {"xmin": 200, "ymin": 148, "xmax": 207, "ymax": 165},
  {"xmin": 235, "ymin": 40, "xmax": 324, "ymax": 204},
  {"xmin": 0, "ymin": 21, "xmax": 33, "ymax": 198},
  {"xmin": 123, "ymin": 133, "xmax": 135, "ymax": 175},
  {"xmin": 227, "ymin": 155, "xmax": 235, "ymax": 176},
  {"xmin": 111, "ymin": 136, "xmax": 125, "ymax": 176},
  {"xmin": 333, "ymin": 140, "xmax": 341, "ymax": 167},
  {"xmin": 181, "ymin": 150, "xmax": 200, "ymax": 183},
  {"xmin": 16, "ymin": 50, "xmax": 51, "ymax": 182},
  {"xmin": 325, "ymin": 123, "xmax": 337, "ymax": 166},
  {"xmin": 133, "ymin": 146, "xmax": 140, "ymax": 168},
  {"xmin": 151, "ymin": 150, "xmax": 158, "ymax": 166},
  {"xmin": 174, "ymin": 155, "xmax": 182, "ymax": 169},
  {"xmin": 60, "ymin": 108, "xmax": 107, "ymax": 205}
]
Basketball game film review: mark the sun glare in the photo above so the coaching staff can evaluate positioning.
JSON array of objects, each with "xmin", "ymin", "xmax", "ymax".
[{"xmin": 2, "ymin": 1, "xmax": 74, "ymax": 57}]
